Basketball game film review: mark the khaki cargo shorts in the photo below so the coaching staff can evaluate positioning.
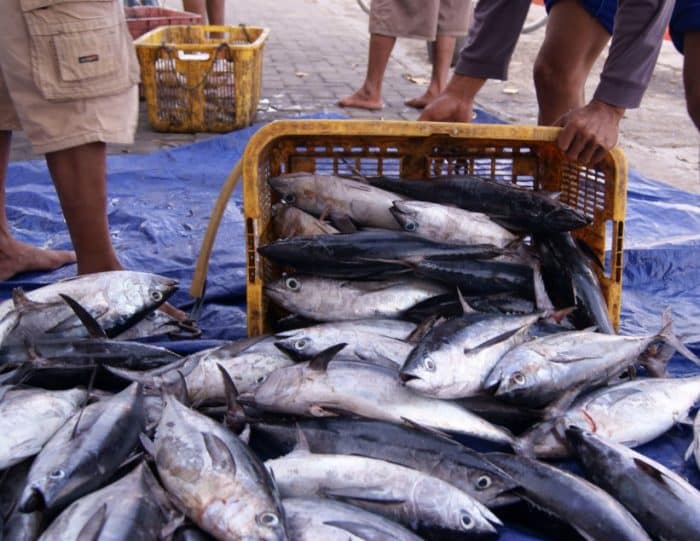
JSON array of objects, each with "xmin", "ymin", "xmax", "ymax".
[
  {"xmin": 369, "ymin": 0, "xmax": 471, "ymax": 41},
  {"xmin": 0, "ymin": 0, "xmax": 140, "ymax": 154}
]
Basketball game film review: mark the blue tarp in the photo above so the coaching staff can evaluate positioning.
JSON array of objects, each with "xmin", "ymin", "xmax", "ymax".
[{"xmin": 4, "ymin": 112, "xmax": 700, "ymax": 539}]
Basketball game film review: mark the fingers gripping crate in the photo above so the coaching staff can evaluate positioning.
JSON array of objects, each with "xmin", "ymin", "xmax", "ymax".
[
  {"xmin": 134, "ymin": 25, "xmax": 269, "ymax": 133},
  {"xmin": 124, "ymin": 7, "xmax": 202, "ymax": 40},
  {"xmin": 241, "ymin": 120, "xmax": 628, "ymax": 337}
]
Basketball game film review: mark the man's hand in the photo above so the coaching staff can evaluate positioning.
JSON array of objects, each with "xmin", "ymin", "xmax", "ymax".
[
  {"xmin": 418, "ymin": 74, "xmax": 486, "ymax": 123},
  {"xmin": 555, "ymin": 99, "xmax": 625, "ymax": 166}
]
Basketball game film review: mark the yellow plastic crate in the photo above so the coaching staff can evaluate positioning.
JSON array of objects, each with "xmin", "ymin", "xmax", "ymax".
[
  {"xmin": 241, "ymin": 120, "xmax": 628, "ymax": 336},
  {"xmin": 134, "ymin": 25, "xmax": 269, "ymax": 133}
]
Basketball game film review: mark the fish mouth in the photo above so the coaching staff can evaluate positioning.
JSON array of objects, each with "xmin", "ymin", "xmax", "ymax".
[
  {"xmin": 398, "ymin": 371, "xmax": 420, "ymax": 384},
  {"xmin": 19, "ymin": 487, "xmax": 45, "ymax": 513}
]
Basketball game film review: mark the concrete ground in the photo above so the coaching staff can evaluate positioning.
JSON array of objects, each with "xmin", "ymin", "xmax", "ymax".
[{"xmin": 8, "ymin": 0, "xmax": 700, "ymax": 193}]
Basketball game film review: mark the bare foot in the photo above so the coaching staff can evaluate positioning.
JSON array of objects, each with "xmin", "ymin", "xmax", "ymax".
[
  {"xmin": 337, "ymin": 88, "xmax": 383, "ymax": 111},
  {"xmin": 0, "ymin": 237, "xmax": 76, "ymax": 280},
  {"xmin": 405, "ymin": 90, "xmax": 440, "ymax": 110}
]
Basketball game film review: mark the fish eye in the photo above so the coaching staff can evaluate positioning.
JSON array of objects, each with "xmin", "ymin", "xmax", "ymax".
[
  {"xmin": 294, "ymin": 338, "xmax": 309, "ymax": 350},
  {"xmin": 424, "ymin": 358, "xmax": 436, "ymax": 371},
  {"xmin": 404, "ymin": 221, "xmax": 418, "ymax": 232},
  {"xmin": 256, "ymin": 374, "xmax": 267, "ymax": 384},
  {"xmin": 150, "ymin": 290, "xmax": 163, "ymax": 302},
  {"xmin": 285, "ymin": 277, "xmax": 301, "ymax": 291},
  {"xmin": 475, "ymin": 475, "xmax": 492, "ymax": 490},
  {"xmin": 512, "ymin": 371, "xmax": 525, "ymax": 385},
  {"xmin": 257, "ymin": 512, "xmax": 279, "ymax": 527},
  {"xmin": 461, "ymin": 513, "xmax": 475, "ymax": 530},
  {"xmin": 282, "ymin": 193, "xmax": 296, "ymax": 204},
  {"xmin": 49, "ymin": 469, "xmax": 65, "ymax": 479}
]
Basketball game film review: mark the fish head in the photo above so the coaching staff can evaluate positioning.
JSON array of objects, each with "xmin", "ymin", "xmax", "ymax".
[
  {"xmin": 389, "ymin": 200, "xmax": 421, "ymax": 233},
  {"xmin": 263, "ymin": 276, "xmax": 306, "ymax": 312},
  {"xmin": 124, "ymin": 272, "xmax": 179, "ymax": 309},
  {"xmin": 18, "ymin": 464, "xmax": 81, "ymax": 513},
  {"xmin": 250, "ymin": 364, "xmax": 305, "ymax": 411},
  {"xmin": 446, "ymin": 497, "xmax": 501, "ymax": 535},
  {"xmin": 273, "ymin": 333, "xmax": 315, "ymax": 361},
  {"xmin": 485, "ymin": 349, "xmax": 550, "ymax": 402},
  {"xmin": 398, "ymin": 352, "xmax": 441, "ymax": 393},
  {"xmin": 268, "ymin": 172, "xmax": 313, "ymax": 207},
  {"xmin": 202, "ymin": 497, "xmax": 288, "ymax": 541},
  {"xmin": 545, "ymin": 206, "xmax": 591, "ymax": 231}
]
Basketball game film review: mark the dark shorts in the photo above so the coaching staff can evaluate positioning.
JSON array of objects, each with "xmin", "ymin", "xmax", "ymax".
[
  {"xmin": 544, "ymin": 0, "xmax": 617, "ymax": 34},
  {"xmin": 670, "ymin": 0, "xmax": 700, "ymax": 53}
]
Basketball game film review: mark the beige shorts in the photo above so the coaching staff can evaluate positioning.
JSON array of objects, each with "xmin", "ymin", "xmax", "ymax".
[
  {"xmin": 369, "ymin": 0, "xmax": 471, "ymax": 41},
  {"xmin": 0, "ymin": 0, "xmax": 140, "ymax": 154}
]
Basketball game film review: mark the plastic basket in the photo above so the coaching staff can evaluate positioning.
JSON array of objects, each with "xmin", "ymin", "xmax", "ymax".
[
  {"xmin": 125, "ymin": 7, "xmax": 202, "ymax": 40},
  {"xmin": 241, "ymin": 120, "xmax": 628, "ymax": 336},
  {"xmin": 134, "ymin": 25, "xmax": 269, "ymax": 133}
]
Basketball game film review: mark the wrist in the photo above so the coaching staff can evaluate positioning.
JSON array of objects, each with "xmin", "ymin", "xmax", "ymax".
[
  {"xmin": 445, "ymin": 74, "xmax": 485, "ymax": 103},
  {"xmin": 590, "ymin": 99, "xmax": 625, "ymax": 120}
]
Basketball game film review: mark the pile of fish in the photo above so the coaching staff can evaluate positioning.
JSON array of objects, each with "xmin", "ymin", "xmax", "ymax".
[{"xmin": 2, "ymin": 172, "xmax": 700, "ymax": 540}]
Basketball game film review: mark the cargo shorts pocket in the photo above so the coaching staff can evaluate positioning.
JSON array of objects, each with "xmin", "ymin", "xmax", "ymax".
[{"xmin": 20, "ymin": 0, "xmax": 139, "ymax": 101}]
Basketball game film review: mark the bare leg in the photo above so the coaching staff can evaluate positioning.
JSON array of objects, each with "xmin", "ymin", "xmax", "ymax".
[
  {"xmin": 0, "ymin": 130, "xmax": 75, "ymax": 280},
  {"xmin": 533, "ymin": 0, "xmax": 610, "ymax": 125},
  {"xmin": 183, "ymin": 0, "xmax": 208, "ymax": 23},
  {"xmin": 684, "ymin": 32, "xmax": 700, "ymax": 131},
  {"xmin": 45, "ymin": 142, "xmax": 188, "ymax": 322},
  {"xmin": 338, "ymin": 34, "xmax": 396, "ymax": 110},
  {"xmin": 406, "ymin": 35, "xmax": 456, "ymax": 109},
  {"xmin": 206, "ymin": 0, "xmax": 225, "ymax": 26}
]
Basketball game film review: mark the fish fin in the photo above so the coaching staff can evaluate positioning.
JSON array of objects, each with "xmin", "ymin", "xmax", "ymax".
[
  {"xmin": 202, "ymin": 432, "xmax": 237, "ymax": 475},
  {"xmin": 215, "ymin": 364, "xmax": 246, "ymax": 433},
  {"xmin": 322, "ymin": 520, "xmax": 397, "ymax": 541},
  {"xmin": 457, "ymin": 287, "xmax": 476, "ymax": 314},
  {"xmin": 11, "ymin": 287, "xmax": 41, "ymax": 309},
  {"xmin": 308, "ymin": 343, "xmax": 347, "ymax": 371},
  {"xmin": 532, "ymin": 264, "xmax": 556, "ymax": 312},
  {"xmin": 656, "ymin": 308, "xmax": 700, "ymax": 366},
  {"xmin": 310, "ymin": 404, "xmax": 354, "ymax": 418},
  {"xmin": 76, "ymin": 503, "xmax": 108, "ymax": 541},
  {"xmin": 103, "ymin": 364, "xmax": 154, "ymax": 385},
  {"xmin": 542, "ymin": 190, "xmax": 562, "ymax": 201},
  {"xmin": 633, "ymin": 457, "xmax": 670, "ymax": 485},
  {"xmin": 328, "ymin": 212, "xmax": 358, "ymax": 234},
  {"xmin": 140, "ymin": 433, "xmax": 157, "ymax": 457},
  {"xmin": 71, "ymin": 365, "xmax": 98, "ymax": 440},
  {"xmin": 292, "ymin": 423, "xmax": 311, "ymax": 454},
  {"xmin": 541, "ymin": 382, "xmax": 589, "ymax": 419},
  {"xmin": 405, "ymin": 313, "xmax": 442, "ymax": 344},
  {"xmin": 324, "ymin": 486, "xmax": 406, "ymax": 505},
  {"xmin": 463, "ymin": 326, "xmax": 525, "ymax": 355},
  {"xmin": 58, "ymin": 294, "xmax": 108, "ymax": 339},
  {"xmin": 399, "ymin": 417, "xmax": 460, "ymax": 446},
  {"xmin": 684, "ymin": 439, "xmax": 698, "ymax": 462}
]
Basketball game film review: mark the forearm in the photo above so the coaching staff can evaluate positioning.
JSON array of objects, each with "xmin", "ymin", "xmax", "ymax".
[
  {"xmin": 594, "ymin": 0, "xmax": 674, "ymax": 109},
  {"xmin": 454, "ymin": 0, "xmax": 531, "ymax": 80}
]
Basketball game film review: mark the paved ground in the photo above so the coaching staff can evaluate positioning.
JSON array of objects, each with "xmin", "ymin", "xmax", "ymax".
[{"xmin": 9, "ymin": 0, "xmax": 700, "ymax": 193}]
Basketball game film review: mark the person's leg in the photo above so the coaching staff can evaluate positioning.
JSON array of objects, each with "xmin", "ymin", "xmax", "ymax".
[
  {"xmin": 206, "ymin": 0, "xmax": 225, "ymax": 26},
  {"xmin": 0, "ymin": 131, "xmax": 76, "ymax": 280},
  {"xmin": 405, "ymin": 35, "xmax": 456, "ymax": 109},
  {"xmin": 183, "ymin": 0, "xmax": 208, "ymax": 23},
  {"xmin": 533, "ymin": 0, "xmax": 611, "ymax": 125},
  {"xmin": 338, "ymin": 34, "xmax": 396, "ymax": 110},
  {"xmin": 45, "ymin": 142, "xmax": 120, "ymax": 275},
  {"xmin": 684, "ymin": 32, "xmax": 700, "ymax": 131}
]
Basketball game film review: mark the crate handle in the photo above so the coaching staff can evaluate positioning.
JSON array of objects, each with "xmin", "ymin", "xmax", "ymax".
[
  {"xmin": 157, "ymin": 42, "xmax": 232, "ymax": 91},
  {"xmin": 190, "ymin": 159, "xmax": 243, "ymax": 299},
  {"xmin": 177, "ymin": 50, "xmax": 211, "ymax": 61}
]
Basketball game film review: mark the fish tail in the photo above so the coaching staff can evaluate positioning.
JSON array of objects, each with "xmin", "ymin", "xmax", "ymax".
[{"xmin": 655, "ymin": 308, "xmax": 700, "ymax": 366}]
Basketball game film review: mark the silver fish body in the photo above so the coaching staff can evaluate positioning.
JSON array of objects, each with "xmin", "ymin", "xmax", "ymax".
[
  {"xmin": 0, "ymin": 388, "xmax": 87, "ymax": 470},
  {"xmin": 283, "ymin": 497, "xmax": 422, "ymax": 541},
  {"xmin": 485, "ymin": 328, "xmax": 667, "ymax": 407},
  {"xmin": 567, "ymin": 426, "xmax": 700, "ymax": 541},
  {"xmin": 267, "ymin": 451, "xmax": 501, "ymax": 535},
  {"xmin": 391, "ymin": 200, "xmax": 518, "ymax": 248},
  {"xmin": 19, "ymin": 383, "xmax": 144, "ymax": 513},
  {"xmin": 268, "ymin": 173, "xmax": 406, "ymax": 230},
  {"xmin": 0, "ymin": 271, "xmax": 177, "ymax": 345},
  {"xmin": 249, "ymin": 359, "xmax": 514, "ymax": 445},
  {"xmin": 274, "ymin": 319, "xmax": 415, "ymax": 365},
  {"xmin": 37, "ymin": 463, "xmax": 173, "ymax": 541},
  {"xmin": 152, "ymin": 395, "xmax": 287, "ymax": 541},
  {"xmin": 400, "ymin": 313, "xmax": 539, "ymax": 399},
  {"xmin": 264, "ymin": 275, "xmax": 448, "ymax": 321},
  {"xmin": 486, "ymin": 453, "xmax": 650, "ymax": 541},
  {"xmin": 521, "ymin": 375, "xmax": 700, "ymax": 458}
]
